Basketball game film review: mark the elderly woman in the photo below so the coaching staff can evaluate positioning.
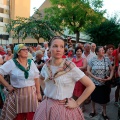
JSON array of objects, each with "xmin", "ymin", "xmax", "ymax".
[
  {"xmin": 34, "ymin": 50, "xmax": 45, "ymax": 72},
  {"xmin": 0, "ymin": 44, "xmax": 42, "ymax": 120},
  {"xmin": 87, "ymin": 46, "xmax": 114, "ymax": 120},
  {"xmin": 4, "ymin": 48, "xmax": 13, "ymax": 62}
]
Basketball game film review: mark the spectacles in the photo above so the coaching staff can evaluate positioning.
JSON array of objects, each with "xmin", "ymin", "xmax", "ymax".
[{"xmin": 20, "ymin": 48, "xmax": 28, "ymax": 51}]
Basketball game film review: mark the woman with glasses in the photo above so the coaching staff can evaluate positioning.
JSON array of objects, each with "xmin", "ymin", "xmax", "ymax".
[
  {"xmin": 0, "ymin": 44, "xmax": 42, "ymax": 120},
  {"xmin": 87, "ymin": 46, "xmax": 114, "ymax": 120}
]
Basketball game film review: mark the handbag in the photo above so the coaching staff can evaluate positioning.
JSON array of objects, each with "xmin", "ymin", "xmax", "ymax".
[{"xmin": 103, "ymin": 57, "xmax": 112, "ymax": 86}]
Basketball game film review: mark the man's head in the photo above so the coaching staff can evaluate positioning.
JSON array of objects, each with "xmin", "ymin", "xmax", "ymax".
[
  {"xmin": 84, "ymin": 43, "xmax": 91, "ymax": 53},
  {"xmin": 91, "ymin": 43, "xmax": 96, "ymax": 52},
  {"xmin": 44, "ymin": 42, "xmax": 48, "ymax": 49},
  {"xmin": 36, "ymin": 45, "xmax": 42, "ymax": 51}
]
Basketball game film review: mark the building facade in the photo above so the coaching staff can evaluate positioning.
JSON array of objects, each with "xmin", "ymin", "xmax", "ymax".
[
  {"xmin": 0, "ymin": 0, "xmax": 34, "ymax": 45},
  {"xmin": 0, "ymin": 0, "xmax": 9, "ymax": 45}
]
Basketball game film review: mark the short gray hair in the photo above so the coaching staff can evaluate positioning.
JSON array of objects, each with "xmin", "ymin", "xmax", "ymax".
[{"xmin": 36, "ymin": 50, "xmax": 43, "ymax": 56}]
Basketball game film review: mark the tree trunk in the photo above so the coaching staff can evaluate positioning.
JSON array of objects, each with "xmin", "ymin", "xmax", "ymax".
[
  {"xmin": 18, "ymin": 37, "xmax": 19, "ymax": 43},
  {"xmin": 76, "ymin": 31, "xmax": 80, "ymax": 43},
  {"xmin": 37, "ymin": 39, "xmax": 39, "ymax": 44}
]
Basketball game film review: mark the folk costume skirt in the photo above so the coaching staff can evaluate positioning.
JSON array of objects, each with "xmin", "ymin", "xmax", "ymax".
[
  {"xmin": 33, "ymin": 97, "xmax": 85, "ymax": 120},
  {"xmin": 0, "ymin": 86, "xmax": 38, "ymax": 120}
]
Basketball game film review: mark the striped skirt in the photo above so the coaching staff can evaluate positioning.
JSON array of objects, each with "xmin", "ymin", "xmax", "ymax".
[
  {"xmin": 0, "ymin": 86, "xmax": 38, "ymax": 120},
  {"xmin": 33, "ymin": 98, "xmax": 85, "ymax": 120}
]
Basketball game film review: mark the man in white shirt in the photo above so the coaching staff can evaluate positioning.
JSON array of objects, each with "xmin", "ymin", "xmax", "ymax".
[
  {"xmin": 82, "ymin": 43, "xmax": 96, "ymax": 62},
  {"xmin": 90, "ymin": 43, "xmax": 96, "ymax": 56},
  {"xmin": 43, "ymin": 42, "xmax": 49, "ymax": 61}
]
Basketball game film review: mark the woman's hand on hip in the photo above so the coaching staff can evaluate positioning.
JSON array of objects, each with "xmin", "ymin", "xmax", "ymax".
[
  {"xmin": 64, "ymin": 98, "xmax": 79, "ymax": 109},
  {"xmin": 6, "ymin": 85, "xmax": 15, "ymax": 93},
  {"xmin": 37, "ymin": 93, "xmax": 42, "ymax": 102}
]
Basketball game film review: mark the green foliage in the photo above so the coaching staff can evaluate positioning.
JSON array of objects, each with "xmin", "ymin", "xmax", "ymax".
[
  {"xmin": 44, "ymin": 0, "xmax": 105, "ymax": 42},
  {"xmin": 86, "ymin": 16, "xmax": 120, "ymax": 46},
  {"xmin": 5, "ymin": 9, "xmax": 61, "ymax": 43}
]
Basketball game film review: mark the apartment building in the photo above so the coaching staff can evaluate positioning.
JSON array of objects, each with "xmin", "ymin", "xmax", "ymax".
[
  {"xmin": 0, "ymin": 0, "xmax": 9, "ymax": 45},
  {"xmin": 0, "ymin": 0, "xmax": 35, "ymax": 45}
]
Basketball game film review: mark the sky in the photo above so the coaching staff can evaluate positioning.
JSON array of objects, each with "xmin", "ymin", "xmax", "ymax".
[{"xmin": 30, "ymin": 0, "xmax": 120, "ymax": 18}]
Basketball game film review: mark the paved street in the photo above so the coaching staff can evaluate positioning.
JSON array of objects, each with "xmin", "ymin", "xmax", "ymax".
[{"xmin": 84, "ymin": 87, "xmax": 118, "ymax": 120}]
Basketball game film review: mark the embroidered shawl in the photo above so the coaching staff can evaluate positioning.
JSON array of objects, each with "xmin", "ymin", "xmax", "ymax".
[{"xmin": 44, "ymin": 59, "xmax": 76, "ymax": 83}]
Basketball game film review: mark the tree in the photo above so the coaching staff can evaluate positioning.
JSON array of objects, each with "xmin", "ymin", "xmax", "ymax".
[
  {"xmin": 5, "ymin": 17, "xmax": 27, "ymax": 43},
  {"xmin": 86, "ymin": 16, "xmax": 120, "ymax": 46},
  {"xmin": 6, "ymin": 9, "xmax": 61, "ymax": 43},
  {"xmin": 44, "ymin": 0, "xmax": 106, "ymax": 43}
]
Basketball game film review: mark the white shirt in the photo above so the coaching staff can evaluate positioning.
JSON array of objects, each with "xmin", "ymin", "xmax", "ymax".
[
  {"xmin": 90, "ymin": 51, "xmax": 97, "ymax": 57},
  {"xmin": 41, "ymin": 64, "xmax": 85, "ymax": 100},
  {"xmin": 82, "ymin": 52, "xmax": 96, "ymax": 62},
  {"xmin": 43, "ymin": 47, "xmax": 49, "ymax": 61},
  {"xmin": 0, "ymin": 59, "xmax": 39, "ymax": 88}
]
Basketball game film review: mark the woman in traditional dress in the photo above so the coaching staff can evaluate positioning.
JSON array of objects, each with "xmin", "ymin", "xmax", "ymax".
[
  {"xmin": 0, "ymin": 44, "xmax": 42, "ymax": 120},
  {"xmin": 33, "ymin": 36, "xmax": 95, "ymax": 120}
]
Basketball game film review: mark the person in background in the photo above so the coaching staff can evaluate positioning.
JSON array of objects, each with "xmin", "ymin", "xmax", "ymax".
[
  {"xmin": 0, "ymin": 55, "xmax": 3, "ymax": 66},
  {"xmin": 67, "ymin": 48, "xmax": 75, "ymax": 61},
  {"xmin": 112, "ymin": 43, "xmax": 120, "ymax": 106},
  {"xmin": 29, "ymin": 46, "xmax": 36, "ymax": 58},
  {"xmin": 43, "ymin": 42, "xmax": 49, "ymax": 61},
  {"xmin": 118, "ymin": 53, "xmax": 120, "ymax": 77},
  {"xmin": 0, "ymin": 44, "xmax": 42, "ymax": 120},
  {"xmin": 67, "ymin": 37, "xmax": 73, "ymax": 48},
  {"xmin": 33, "ymin": 36, "xmax": 95, "ymax": 120},
  {"xmin": 82, "ymin": 43, "xmax": 96, "ymax": 63},
  {"xmin": 34, "ymin": 50, "xmax": 45, "ymax": 72},
  {"xmin": 104, "ymin": 44, "xmax": 115, "ymax": 87},
  {"xmin": 76, "ymin": 43, "xmax": 84, "ymax": 50},
  {"xmin": 105, "ymin": 45, "xmax": 115, "ymax": 66},
  {"xmin": 36, "ymin": 45, "xmax": 42, "ymax": 51},
  {"xmin": 90, "ymin": 43, "xmax": 96, "ymax": 56},
  {"xmin": 0, "ymin": 46, "xmax": 6, "ymax": 56},
  {"xmin": 47, "ymin": 49, "xmax": 51, "ymax": 59},
  {"xmin": 72, "ymin": 47, "xmax": 87, "ymax": 112},
  {"xmin": 87, "ymin": 46, "xmax": 114, "ymax": 120},
  {"xmin": 4, "ymin": 48, "xmax": 13, "ymax": 62},
  {"xmin": 0, "ymin": 55, "xmax": 4, "ymax": 110}
]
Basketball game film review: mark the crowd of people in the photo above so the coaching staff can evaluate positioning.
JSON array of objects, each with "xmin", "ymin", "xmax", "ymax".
[{"xmin": 0, "ymin": 36, "xmax": 120, "ymax": 120}]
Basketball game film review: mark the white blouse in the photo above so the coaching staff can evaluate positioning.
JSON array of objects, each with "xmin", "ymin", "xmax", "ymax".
[
  {"xmin": 41, "ymin": 64, "xmax": 85, "ymax": 100},
  {"xmin": 0, "ymin": 59, "xmax": 39, "ymax": 88}
]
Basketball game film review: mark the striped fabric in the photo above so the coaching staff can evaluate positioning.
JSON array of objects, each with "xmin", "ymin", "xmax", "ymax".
[
  {"xmin": 33, "ymin": 98, "xmax": 85, "ymax": 120},
  {"xmin": 0, "ymin": 86, "xmax": 38, "ymax": 120}
]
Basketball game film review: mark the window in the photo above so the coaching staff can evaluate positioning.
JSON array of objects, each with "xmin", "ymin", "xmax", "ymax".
[
  {"xmin": 0, "ymin": 17, "xmax": 3, "ymax": 22},
  {"xmin": 0, "ymin": 8, "xmax": 4, "ymax": 13}
]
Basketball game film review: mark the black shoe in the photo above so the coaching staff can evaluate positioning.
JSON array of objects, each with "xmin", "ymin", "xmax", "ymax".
[
  {"xmin": 102, "ymin": 112, "xmax": 109, "ymax": 120},
  {"xmin": 89, "ymin": 112, "xmax": 96, "ymax": 118}
]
